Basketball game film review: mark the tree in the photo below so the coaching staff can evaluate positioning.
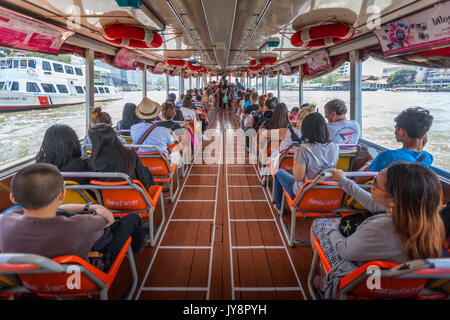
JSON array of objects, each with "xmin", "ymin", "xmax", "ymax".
[
  {"xmin": 267, "ymin": 78, "xmax": 277, "ymax": 90},
  {"xmin": 156, "ymin": 77, "xmax": 166, "ymax": 88},
  {"xmin": 387, "ymin": 69, "xmax": 417, "ymax": 85},
  {"xmin": 321, "ymin": 73, "xmax": 340, "ymax": 86}
]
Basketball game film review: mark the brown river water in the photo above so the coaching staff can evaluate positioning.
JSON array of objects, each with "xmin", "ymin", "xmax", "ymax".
[{"xmin": 0, "ymin": 90, "xmax": 448, "ymax": 171}]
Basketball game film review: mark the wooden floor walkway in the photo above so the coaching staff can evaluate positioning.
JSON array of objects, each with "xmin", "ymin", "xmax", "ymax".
[{"xmin": 110, "ymin": 109, "xmax": 316, "ymax": 300}]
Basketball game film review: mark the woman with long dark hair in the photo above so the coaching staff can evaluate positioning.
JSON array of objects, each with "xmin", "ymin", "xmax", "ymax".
[
  {"xmin": 88, "ymin": 123, "xmax": 154, "ymax": 190},
  {"xmin": 310, "ymin": 162, "xmax": 445, "ymax": 299},
  {"xmin": 36, "ymin": 124, "xmax": 88, "ymax": 184},
  {"xmin": 116, "ymin": 103, "xmax": 142, "ymax": 132},
  {"xmin": 273, "ymin": 112, "xmax": 339, "ymax": 212}
]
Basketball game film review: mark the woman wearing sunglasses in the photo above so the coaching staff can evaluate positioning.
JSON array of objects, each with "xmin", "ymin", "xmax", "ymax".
[{"xmin": 310, "ymin": 162, "xmax": 445, "ymax": 299}]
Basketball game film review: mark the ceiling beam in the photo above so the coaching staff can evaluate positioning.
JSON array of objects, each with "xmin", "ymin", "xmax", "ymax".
[{"xmin": 225, "ymin": 0, "xmax": 239, "ymax": 69}]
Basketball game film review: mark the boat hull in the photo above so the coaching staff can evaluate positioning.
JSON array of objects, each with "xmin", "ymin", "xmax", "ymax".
[{"xmin": 0, "ymin": 93, "xmax": 123, "ymax": 112}]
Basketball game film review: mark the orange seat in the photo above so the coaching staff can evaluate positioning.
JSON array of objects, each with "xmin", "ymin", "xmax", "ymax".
[
  {"xmin": 267, "ymin": 147, "xmax": 295, "ymax": 201},
  {"xmin": 308, "ymin": 237, "xmax": 450, "ymax": 300},
  {"xmin": 0, "ymin": 237, "xmax": 137, "ymax": 300},
  {"xmin": 137, "ymin": 148, "xmax": 180, "ymax": 203},
  {"xmin": 90, "ymin": 178, "xmax": 164, "ymax": 247},
  {"xmin": 279, "ymin": 170, "xmax": 361, "ymax": 246}
]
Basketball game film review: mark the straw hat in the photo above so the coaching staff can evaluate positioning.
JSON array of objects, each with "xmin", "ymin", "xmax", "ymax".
[{"xmin": 135, "ymin": 97, "xmax": 161, "ymax": 119}]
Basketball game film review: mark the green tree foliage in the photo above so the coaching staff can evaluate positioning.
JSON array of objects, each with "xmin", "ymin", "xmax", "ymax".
[
  {"xmin": 156, "ymin": 77, "xmax": 166, "ymax": 88},
  {"xmin": 387, "ymin": 69, "xmax": 417, "ymax": 85},
  {"xmin": 321, "ymin": 73, "xmax": 340, "ymax": 86}
]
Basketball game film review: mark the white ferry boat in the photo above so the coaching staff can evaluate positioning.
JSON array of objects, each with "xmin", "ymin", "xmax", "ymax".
[{"xmin": 0, "ymin": 56, "xmax": 122, "ymax": 111}]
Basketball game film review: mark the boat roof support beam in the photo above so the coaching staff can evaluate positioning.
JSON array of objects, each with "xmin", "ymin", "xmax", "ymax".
[
  {"xmin": 299, "ymin": 68, "xmax": 303, "ymax": 106},
  {"xmin": 85, "ymin": 48, "xmax": 95, "ymax": 133},
  {"xmin": 277, "ymin": 73, "xmax": 281, "ymax": 102},
  {"xmin": 165, "ymin": 70, "xmax": 169, "ymax": 100},
  {"xmin": 143, "ymin": 64, "xmax": 147, "ymax": 99},
  {"xmin": 350, "ymin": 50, "xmax": 362, "ymax": 131}
]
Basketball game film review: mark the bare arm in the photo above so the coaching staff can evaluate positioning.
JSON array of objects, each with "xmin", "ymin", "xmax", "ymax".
[{"xmin": 59, "ymin": 203, "xmax": 115, "ymax": 227}]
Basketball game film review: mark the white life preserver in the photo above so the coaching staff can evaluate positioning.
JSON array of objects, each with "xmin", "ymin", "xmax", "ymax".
[
  {"xmin": 100, "ymin": 24, "xmax": 163, "ymax": 48},
  {"xmin": 291, "ymin": 23, "xmax": 354, "ymax": 48}
]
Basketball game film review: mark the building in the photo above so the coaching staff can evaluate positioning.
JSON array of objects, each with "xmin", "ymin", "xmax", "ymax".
[
  {"xmin": 426, "ymin": 68, "xmax": 450, "ymax": 86},
  {"xmin": 335, "ymin": 62, "xmax": 350, "ymax": 77}
]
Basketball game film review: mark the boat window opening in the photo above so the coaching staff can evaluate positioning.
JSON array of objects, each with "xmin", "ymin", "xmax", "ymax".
[
  {"xmin": 52, "ymin": 63, "xmax": 64, "ymax": 73},
  {"xmin": 28, "ymin": 60, "xmax": 36, "ymax": 69},
  {"xmin": 104, "ymin": 87, "xmax": 110, "ymax": 93},
  {"xmin": 75, "ymin": 86, "xmax": 84, "ymax": 94},
  {"xmin": 98, "ymin": 87, "xmax": 105, "ymax": 93},
  {"xmin": 64, "ymin": 65, "xmax": 74, "ymax": 74},
  {"xmin": 56, "ymin": 84, "xmax": 68, "ymax": 94},
  {"xmin": 0, "ymin": 82, "xmax": 4, "ymax": 90},
  {"xmin": 5, "ymin": 60, "xmax": 13, "ymax": 69},
  {"xmin": 42, "ymin": 61, "xmax": 51, "ymax": 71},
  {"xmin": 75, "ymin": 67, "xmax": 83, "ymax": 76},
  {"xmin": 41, "ymin": 83, "xmax": 56, "ymax": 93},
  {"xmin": 20, "ymin": 60, "xmax": 27, "ymax": 69},
  {"xmin": 26, "ymin": 82, "xmax": 41, "ymax": 93},
  {"xmin": 13, "ymin": 60, "xmax": 18, "ymax": 68},
  {"xmin": 93, "ymin": 87, "xmax": 99, "ymax": 94},
  {"xmin": 10, "ymin": 81, "xmax": 19, "ymax": 91}
]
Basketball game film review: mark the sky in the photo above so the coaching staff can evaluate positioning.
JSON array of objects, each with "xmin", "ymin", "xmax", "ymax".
[{"xmin": 362, "ymin": 57, "xmax": 403, "ymax": 76}]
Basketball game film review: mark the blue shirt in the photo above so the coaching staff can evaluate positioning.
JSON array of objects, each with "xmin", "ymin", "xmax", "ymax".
[
  {"xmin": 243, "ymin": 100, "xmax": 251, "ymax": 110},
  {"xmin": 130, "ymin": 122, "xmax": 174, "ymax": 155},
  {"xmin": 369, "ymin": 149, "xmax": 433, "ymax": 172}
]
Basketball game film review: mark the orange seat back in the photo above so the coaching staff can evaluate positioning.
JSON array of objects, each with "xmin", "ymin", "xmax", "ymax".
[
  {"xmin": 90, "ymin": 179, "xmax": 150, "ymax": 211},
  {"xmin": 339, "ymin": 261, "xmax": 427, "ymax": 299},
  {"xmin": 137, "ymin": 152, "xmax": 172, "ymax": 176},
  {"xmin": 291, "ymin": 180, "xmax": 344, "ymax": 211}
]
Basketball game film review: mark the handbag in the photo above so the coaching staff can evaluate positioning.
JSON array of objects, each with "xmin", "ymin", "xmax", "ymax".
[{"xmin": 339, "ymin": 211, "xmax": 382, "ymax": 237}]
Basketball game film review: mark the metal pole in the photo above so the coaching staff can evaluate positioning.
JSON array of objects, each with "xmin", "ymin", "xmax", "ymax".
[
  {"xmin": 85, "ymin": 48, "xmax": 94, "ymax": 133},
  {"xmin": 189, "ymin": 77, "xmax": 192, "ymax": 90},
  {"xmin": 142, "ymin": 64, "xmax": 147, "ymax": 98},
  {"xmin": 263, "ymin": 74, "xmax": 266, "ymax": 94},
  {"xmin": 350, "ymin": 50, "xmax": 362, "ymax": 130},
  {"xmin": 179, "ymin": 72, "xmax": 184, "ymax": 97},
  {"xmin": 299, "ymin": 67, "xmax": 303, "ymax": 106},
  {"xmin": 165, "ymin": 70, "xmax": 169, "ymax": 99},
  {"xmin": 277, "ymin": 72, "xmax": 281, "ymax": 101}
]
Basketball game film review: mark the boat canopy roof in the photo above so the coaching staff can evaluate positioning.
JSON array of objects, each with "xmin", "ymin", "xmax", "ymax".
[{"xmin": 0, "ymin": 0, "xmax": 448, "ymax": 74}]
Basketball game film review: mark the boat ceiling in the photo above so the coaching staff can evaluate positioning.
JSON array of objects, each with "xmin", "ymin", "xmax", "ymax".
[{"xmin": 0, "ymin": 0, "xmax": 440, "ymax": 72}]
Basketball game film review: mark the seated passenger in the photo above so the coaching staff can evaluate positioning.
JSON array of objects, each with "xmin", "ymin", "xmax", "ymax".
[
  {"xmin": 89, "ymin": 123, "xmax": 155, "ymax": 190},
  {"xmin": 324, "ymin": 99, "xmax": 361, "ymax": 145},
  {"xmin": 367, "ymin": 107, "xmax": 434, "ymax": 172},
  {"xmin": 158, "ymin": 101, "xmax": 189, "ymax": 145},
  {"xmin": 273, "ymin": 112, "xmax": 339, "ymax": 212},
  {"xmin": 82, "ymin": 107, "xmax": 126, "ymax": 159},
  {"xmin": 311, "ymin": 163, "xmax": 445, "ymax": 299},
  {"xmin": 289, "ymin": 107, "xmax": 299, "ymax": 122},
  {"xmin": 36, "ymin": 124, "xmax": 88, "ymax": 185},
  {"xmin": 116, "ymin": 103, "xmax": 142, "ymax": 133},
  {"xmin": 130, "ymin": 97, "xmax": 181, "ymax": 166},
  {"xmin": 260, "ymin": 104, "xmax": 316, "ymax": 185},
  {"xmin": 168, "ymin": 93, "xmax": 184, "ymax": 121},
  {"xmin": 258, "ymin": 102, "xmax": 291, "ymax": 138},
  {"xmin": 0, "ymin": 163, "xmax": 149, "ymax": 272}
]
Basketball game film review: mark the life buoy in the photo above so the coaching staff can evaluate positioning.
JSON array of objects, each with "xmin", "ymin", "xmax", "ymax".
[
  {"xmin": 291, "ymin": 23, "xmax": 354, "ymax": 48},
  {"xmin": 249, "ymin": 64, "xmax": 263, "ymax": 71},
  {"xmin": 166, "ymin": 59, "xmax": 187, "ymax": 67},
  {"xmin": 101, "ymin": 24, "xmax": 163, "ymax": 48},
  {"xmin": 249, "ymin": 57, "xmax": 277, "ymax": 66}
]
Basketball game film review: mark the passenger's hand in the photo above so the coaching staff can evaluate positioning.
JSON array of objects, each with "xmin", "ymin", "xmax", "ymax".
[
  {"xmin": 90, "ymin": 204, "xmax": 115, "ymax": 227},
  {"xmin": 328, "ymin": 169, "xmax": 345, "ymax": 182}
]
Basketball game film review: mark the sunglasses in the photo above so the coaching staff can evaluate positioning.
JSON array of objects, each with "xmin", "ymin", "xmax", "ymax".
[{"xmin": 371, "ymin": 175, "xmax": 391, "ymax": 197}]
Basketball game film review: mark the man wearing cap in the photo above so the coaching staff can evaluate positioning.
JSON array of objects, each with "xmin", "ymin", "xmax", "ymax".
[{"xmin": 131, "ymin": 97, "xmax": 181, "ymax": 165}]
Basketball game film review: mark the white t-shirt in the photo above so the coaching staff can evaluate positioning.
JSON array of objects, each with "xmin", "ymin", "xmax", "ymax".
[
  {"xmin": 327, "ymin": 120, "xmax": 361, "ymax": 145},
  {"xmin": 180, "ymin": 107, "xmax": 197, "ymax": 121}
]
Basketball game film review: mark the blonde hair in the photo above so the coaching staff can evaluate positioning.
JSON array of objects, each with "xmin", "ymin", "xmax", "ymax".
[
  {"xmin": 386, "ymin": 162, "xmax": 445, "ymax": 260},
  {"xmin": 295, "ymin": 104, "xmax": 316, "ymax": 128}
]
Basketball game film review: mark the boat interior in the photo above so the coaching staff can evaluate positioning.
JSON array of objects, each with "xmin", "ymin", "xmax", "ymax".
[{"xmin": 0, "ymin": 0, "xmax": 449, "ymax": 301}]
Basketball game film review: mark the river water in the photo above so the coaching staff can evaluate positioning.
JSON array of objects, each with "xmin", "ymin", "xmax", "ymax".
[{"xmin": 0, "ymin": 90, "xmax": 448, "ymax": 171}]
